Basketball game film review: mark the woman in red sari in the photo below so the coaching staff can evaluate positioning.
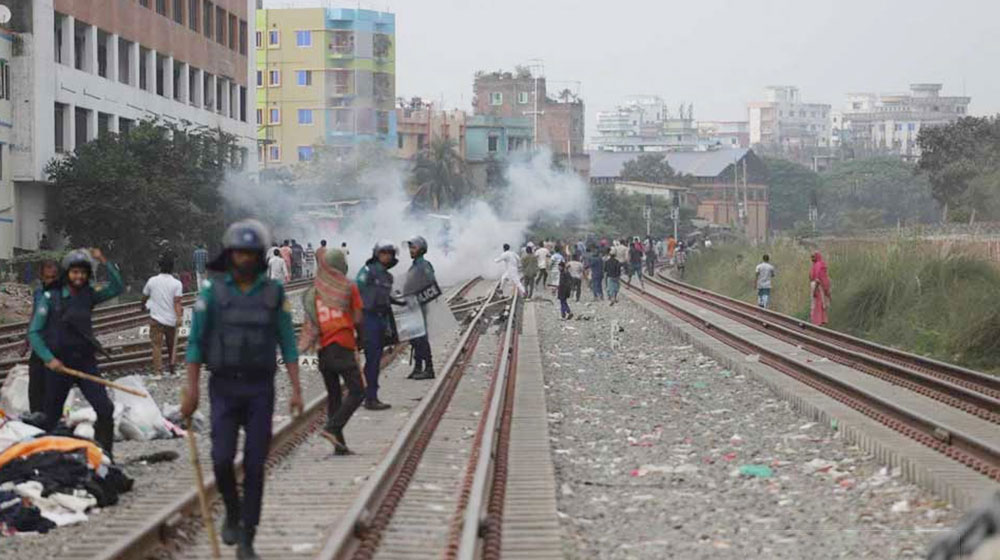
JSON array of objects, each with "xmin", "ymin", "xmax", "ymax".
[{"xmin": 809, "ymin": 252, "xmax": 832, "ymax": 325}]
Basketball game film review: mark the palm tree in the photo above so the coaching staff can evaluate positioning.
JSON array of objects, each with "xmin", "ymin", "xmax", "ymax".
[{"xmin": 412, "ymin": 138, "xmax": 471, "ymax": 210}]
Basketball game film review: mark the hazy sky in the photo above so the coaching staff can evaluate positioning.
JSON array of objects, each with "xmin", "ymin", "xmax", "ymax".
[{"xmin": 267, "ymin": 0, "xmax": 1000, "ymax": 138}]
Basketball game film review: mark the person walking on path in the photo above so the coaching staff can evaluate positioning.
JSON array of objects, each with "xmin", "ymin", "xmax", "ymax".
[
  {"xmin": 567, "ymin": 253, "xmax": 585, "ymax": 302},
  {"xmin": 298, "ymin": 248, "xmax": 363, "ymax": 455},
  {"xmin": 809, "ymin": 252, "xmax": 832, "ymax": 325},
  {"xmin": 357, "ymin": 241, "xmax": 403, "ymax": 410},
  {"xmin": 533, "ymin": 243, "xmax": 551, "ymax": 289},
  {"xmin": 403, "ymin": 236, "xmax": 440, "ymax": 380},
  {"xmin": 754, "ymin": 254, "xmax": 776, "ymax": 309},
  {"xmin": 279, "ymin": 240, "xmax": 292, "ymax": 273},
  {"xmin": 588, "ymin": 250, "xmax": 605, "ymax": 300},
  {"xmin": 626, "ymin": 241, "xmax": 645, "ymax": 287},
  {"xmin": 290, "ymin": 240, "xmax": 304, "ymax": 280},
  {"xmin": 667, "ymin": 236, "xmax": 677, "ymax": 264},
  {"xmin": 304, "ymin": 242, "xmax": 316, "ymax": 278},
  {"xmin": 521, "ymin": 246, "xmax": 538, "ymax": 299},
  {"xmin": 193, "ymin": 243, "xmax": 209, "ymax": 288},
  {"xmin": 557, "ymin": 262, "xmax": 573, "ymax": 319},
  {"xmin": 20, "ymin": 260, "xmax": 61, "ymax": 413},
  {"xmin": 317, "ymin": 239, "xmax": 328, "ymax": 263},
  {"xmin": 29, "ymin": 249, "xmax": 123, "ymax": 457},
  {"xmin": 143, "ymin": 257, "xmax": 183, "ymax": 374},
  {"xmin": 645, "ymin": 239, "xmax": 658, "ymax": 276},
  {"xmin": 495, "ymin": 243, "xmax": 525, "ymax": 297},
  {"xmin": 181, "ymin": 220, "xmax": 303, "ymax": 559},
  {"xmin": 675, "ymin": 242, "xmax": 688, "ymax": 279},
  {"xmin": 267, "ymin": 248, "xmax": 289, "ymax": 284},
  {"xmin": 604, "ymin": 252, "xmax": 622, "ymax": 305}
]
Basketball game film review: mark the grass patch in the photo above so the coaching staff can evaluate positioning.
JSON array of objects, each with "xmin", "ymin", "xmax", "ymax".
[{"xmin": 685, "ymin": 240, "xmax": 1000, "ymax": 373}]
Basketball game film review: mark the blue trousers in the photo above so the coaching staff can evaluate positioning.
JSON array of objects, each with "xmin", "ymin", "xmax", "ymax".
[
  {"xmin": 591, "ymin": 276, "xmax": 604, "ymax": 299},
  {"xmin": 42, "ymin": 351, "xmax": 114, "ymax": 454},
  {"xmin": 362, "ymin": 312, "xmax": 386, "ymax": 402},
  {"xmin": 209, "ymin": 375, "xmax": 275, "ymax": 529},
  {"xmin": 559, "ymin": 298, "xmax": 571, "ymax": 318}
]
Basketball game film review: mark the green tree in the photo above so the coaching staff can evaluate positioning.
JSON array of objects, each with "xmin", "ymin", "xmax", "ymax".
[
  {"xmin": 45, "ymin": 120, "xmax": 238, "ymax": 281},
  {"xmin": 411, "ymin": 138, "xmax": 471, "ymax": 210},
  {"xmin": 821, "ymin": 157, "xmax": 937, "ymax": 230},
  {"xmin": 917, "ymin": 116, "xmax": 1000, "ymax": 221},
  {"xmin": 620, "ymin": 153, "xmax": 679, "ymax": 184},
  {"xmin": 761, "ymin": 156, "xmax": 822, "ymax": 231}
]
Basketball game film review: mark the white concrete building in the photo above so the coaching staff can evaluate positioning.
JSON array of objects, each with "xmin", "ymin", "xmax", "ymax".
[
  {"xmin": 0, "ymin": 27, "xmax": 14, "ymax": 259},
  {"xmin": 747, "ymin": 86, "xmax": 831, "ymax": 150},
  {"xmin": 6, "ymin": 0, "xmax": 256, "ymax": 255},
  {"xmin": 835, "ymin": 84, "xmax": 970, "ymax": 160},
  {"xmin": 593, "ymin": 96, "xmax": 697, "ymax": 152}
]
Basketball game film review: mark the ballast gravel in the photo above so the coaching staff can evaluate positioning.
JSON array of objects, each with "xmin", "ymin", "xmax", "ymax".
[{"xmin": 535, "ymin": 295, "xmax": 963, "ymax": 559}]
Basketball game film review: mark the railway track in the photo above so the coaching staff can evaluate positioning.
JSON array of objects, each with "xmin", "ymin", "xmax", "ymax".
[
  {"xmin": 82, "ymin": 276, "xmax": 532, "ymax": 559},
  {"xmin": 624, "ymin": 273, "xmax": 1000, "ymax": 483}
]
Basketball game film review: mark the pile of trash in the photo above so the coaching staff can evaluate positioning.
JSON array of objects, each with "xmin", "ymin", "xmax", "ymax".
[
  {"xmin": 0, "ymin": 282, "xmax": 34, "ymax": 324},
  {"xmin": 0, "ymin": 366, "xmax": 190, "ymax": 537}
]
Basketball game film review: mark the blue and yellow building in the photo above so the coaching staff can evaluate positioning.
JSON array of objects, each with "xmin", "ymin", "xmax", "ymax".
[{"xmin": 256, "ymin": 7, "xmax": 396, "ymax": 166}]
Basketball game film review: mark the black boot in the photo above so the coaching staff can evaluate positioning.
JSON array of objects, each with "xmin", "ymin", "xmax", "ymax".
[
  {"xmin": 407, "ymin": 362, "xmax": 424, "ymax": 379},
  {"xmin": 364, "ymin": 399, "xmax": 391, "ymax": 411},
  {"xmin": 320, "ymin": 427, "xmax": 353, "ymax": 455},
  {"xmin": 221, "ymin": 503, "xmax": 240, "ymax": 546},
  {"xmin": 237, "ymin": 526, "xmax": 260, "ymax": 560},
  {"xmin": 95, "ymin": 416, "xmax": 115, "ymax": 463},
  {"xmin": 412, "ymin": 361, "xmax": 435, "ymax": 380}
]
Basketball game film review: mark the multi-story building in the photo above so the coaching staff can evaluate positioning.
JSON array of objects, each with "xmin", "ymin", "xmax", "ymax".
[
  {"xmin": 697, "ymin": 121, "xmax": 750, "ymax": 150},
  {"xmin": 593, "ymin": 96, "xmax": 698, "ymax": 152},
  {"xmin": 472, "ymin": 68, "xmax": 587, "ymax": 177},
  {"xmin": 835, "ymin": 83, "xmax": 970, "ymax": 160},
  {"xmin": 747, "ymin": 86, "xmax": 831, "ymax": 150},
  {"xmin": 0, "ymin": 26, "xmax": 13, "ymax": 259},
  {"xmin": 464, "ymin": 114, "xmax": 532, "ymax": 189},
  {"xmin": 256, "ymin": 7, "xmax": 396, "ymax": 166},
  {"xmin": 6, "ymin": 0, "xmax": 255, "ymax": 254},
  {"xmin": 396, "ymin": 98, "xmax": 466, "ymax": 160}
]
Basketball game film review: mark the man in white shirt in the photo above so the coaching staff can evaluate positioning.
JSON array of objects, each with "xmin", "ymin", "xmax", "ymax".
[
  {"xmin": 495, "ymin": 243, "xmax": 525, "ymax": 297},
  {"xmin": 533, "ymin": 244, "xmax": 551, "ymax": 289},
  {"xmin": 268, "ymin": 248, "xmax": 289, "ymax": 284},
  {"xmin": 754, "ymin": 254, "xmax": 776, "ymax": 309},
  {"xmin": 142, "ymin": 258, "xmax": 184, "ymax": 374}
]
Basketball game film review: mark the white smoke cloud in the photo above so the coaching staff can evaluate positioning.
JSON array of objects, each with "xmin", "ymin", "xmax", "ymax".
[{"xmin": 225, "ymin": 148, "xmax": 589, "ymax": 287}]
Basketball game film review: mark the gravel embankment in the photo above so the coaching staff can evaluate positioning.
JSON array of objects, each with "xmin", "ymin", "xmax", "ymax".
[{"xmin": 536, "ymin": 295, "xmax": 962, "ymax": 559}]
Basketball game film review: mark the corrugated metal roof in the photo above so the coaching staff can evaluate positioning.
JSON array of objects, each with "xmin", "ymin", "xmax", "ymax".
[{"xmin": 588, "ymin": 148, "xmax": 751, "ymax": 179}]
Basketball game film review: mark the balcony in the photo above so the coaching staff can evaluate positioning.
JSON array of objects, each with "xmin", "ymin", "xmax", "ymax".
[{"xmin": 328, "ymin": 43, "xmax": 355, "ymax": 58}]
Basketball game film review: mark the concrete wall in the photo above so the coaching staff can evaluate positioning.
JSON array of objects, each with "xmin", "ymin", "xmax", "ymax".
[{"xmin": 0, "ymin": 30, "xmax": 12, "ymax": 258}]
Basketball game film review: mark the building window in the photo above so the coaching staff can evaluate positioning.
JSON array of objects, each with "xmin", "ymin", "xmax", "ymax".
[
  {"xmin": 298, "ymin": 146, "xmax": 313, "ymax": 161},
  {"xmin": 295, "ymin": 70, "xmax": 311, "ymax": 86},
  {"xmin": 295, "ymin": 30, "xmax": 311, "ymax": 47},
  {"xmin": 269, "ymin": 145, "xmax": 281, "ymax": 161},
  {"xmin": 298, "ymin": 109, "xmax": 312, "ymax": 124},
  {"xmin": 139, "ymin": 0, "xmax": 149, "ymax": 7},
  {"xmin": 488, "ymin": 135, "xmax": 499, "ymax": 152},
  {"xmin": 257, "ymin": 144, "xmax": 265, "ymax": 163},
  {"xmin": 397, "ymin": 134, "xmax": 403, "ymax": 149},
  {"xmin": 256, "ymin": 108, "xmax": 263, "ymax": 124},
  {"xmin": 256, "ymin": 70, "xmax": 262, "ymax": 87},
  {"xmin": 894, "ymin": 123, "xmax": 903, "ymax": 131},
  {"xmin": 490, "ymin": 92, "xmax": 502, "ymax": 106},
  {"xmin": 269, "ymin": 70, "xmax": 280, "ymax": 86},
  {"xmin": 215, "ymin": 7, "xmax": 225, "ymax": 44},
  {"xmin": 269, "ymin": 108, "xmax": 280, "ymax": 124},
  {"xmin": 188, "ymin": 0, "xmax": 199, "ymax": 31},
  {"xmin": 156, "ymin": 0, "xmax": 167, "ymax": 16},
  {"xmin": 229, "ymin": 14, "xmax": 237, "ymax": 50},
  {"xmin": 239, "ymin": 21, "xmax": 247, "ymax": 55},
  {"xmin": 908, "ymin": 123, "xmax": 916, "ymax": 131},
  {"xmin": 268, "ymin": 30, "xmax": 280, "ymax": 47},
  {"xmin": 517, "ymin": 91, "xmax": 529, "ymax": 104},
  {"xmin": 255, "ymin": 30, "xmax": 262, "ymax": 48},
  {"xmin": 203, "ymin": 1, "xmax": 213, "ymax": 39},
  {"xmin": 173, "ymin": 0, "xmax": 184, "ymax": 24},
  {"xmin": 0, "ymin": 61, "xmax": 9, "ymax": 100}
]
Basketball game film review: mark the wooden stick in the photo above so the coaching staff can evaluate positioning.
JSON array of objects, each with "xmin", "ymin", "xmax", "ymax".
[
  {"xmin": 187, "ymin": 416, "xmax": 221, "ymax": 559},
  {"xmin": 56, "ymin": 365, "xmax": 148, "ymax": 398}
]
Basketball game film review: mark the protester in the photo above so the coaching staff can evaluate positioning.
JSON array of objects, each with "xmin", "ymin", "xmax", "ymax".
[
  {"xmin": 810, "ymin": 252, "xmax": 831, "ymax": 325},
  {"xmin": 298, "ymin": 248, "xmax": 363, "ymax": 455},
  {"xmin": 403, "ymin": 236, "xmax": 439, "ymax": 380},
  {"xmin": 626, "ymin": 241, "xmax": 645, "ymax": 287},
  {"xmin": 279, "ymin": 240, "xmax": 292, "ymax": 272},
  {"xmin": 142, "ymin": 257, "xmax": 183, "ymax": 374},
  {"xmin": 181, "ymin": 220, "xmax": 302, "ymax": 558},
  {"xmin": 290, "ymin": 239, "xmax": 304, "ymax": 280},
  {"xmin": 567, "ymin": 253, "xmax": 585, "ymax": 302},
  {"xmin": 534, "ymin": 243, "xmax": 551, "ymax": 288},
  {"xmin": 675, "ymin": 241, "xmax": 688, "ymax": 278},
  {"xmin": 521, "ymin": 246, "xmax": 538, "ymax": 299},
  {"xmin": 317, "ymin": 239, "xmax": 328, "ymax": 263},
  {"xmin": 267, "ymin": 248, "xmax": 289, "ymax": 284},
  {"xmin": 588, "ymin": 250, "xmax": 605, "ymax": 300},
  {"xmin": 304, "ymin": 242, "xmax": 316, "ymax": 278},
  {"xmin": 29, "ymin": 248, "xmax": 123, "ymax": 457},
  {"xmin": 667, "ymin": 236, "xmax": 677, "ymax": 264},
  {"xmin": 495, "ymin": 243, "xmax": 525, "ymax": 297},
  {"xmin": 645, "ymin": 240, "xmax": 658, "ymax": 276},
  {"xmin": 604, "ymin": 251, "xmax": 623, "ymax": 305},
  {"xmin": 556, "ymin": 261, "xmax": 573, "ymax": 320},
  {"xmin": 193, "ymin": 243, "xmax": 209, "ymax": 288},
  {"xmin": 20, "ymin": 260, "xmax": 60, "ymax": 413},
  {"xmin": 755, "ymin": 254, "xmax": 776, "ymax": 309},
  {"xmin": 357, "ymin": 241, "xmax": 402, "ymax": 410}
]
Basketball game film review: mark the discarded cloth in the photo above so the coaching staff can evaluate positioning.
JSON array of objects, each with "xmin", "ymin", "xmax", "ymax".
[{"xmin": 0, "ymin": 436, "xmax": 104, "ymax": 471}]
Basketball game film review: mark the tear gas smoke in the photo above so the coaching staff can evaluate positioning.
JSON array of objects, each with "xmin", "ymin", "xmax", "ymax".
[{"xmin": 223, "ymin": 148, "xmax": 589, "ymax": 287}]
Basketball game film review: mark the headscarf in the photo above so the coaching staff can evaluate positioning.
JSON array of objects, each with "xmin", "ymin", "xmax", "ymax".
[{"xmin": 810, "ymin": 252, "xmax": 831, "ymax": 294}]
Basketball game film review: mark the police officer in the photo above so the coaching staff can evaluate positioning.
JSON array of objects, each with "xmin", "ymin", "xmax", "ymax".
[
  {"xmin": 180, "ymin": 220, "xmax": 303, "ymax": 560},
  {"xmin": 28, "ymin": 249, "xmax": 123, "ymax": 455},
  {"xmin": 20, "ymin": 260, "xmax": 61, "ymax": 414},
  {"xmin": 356, "ymin": 240, "xmax": 402, "ymax": 410},
  {"xmin": 403, "ymin": 235, "xmax": 439, "ymax": 380}
]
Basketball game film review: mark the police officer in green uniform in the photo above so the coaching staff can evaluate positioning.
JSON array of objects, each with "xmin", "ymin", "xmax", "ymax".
[
  {"xmin": 403, "ymin": 235, "xmax": 440, "ymax": 380},
  {"xmin": 180, "ymin": 220, "xmax": 303, "ymax": 560}
]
